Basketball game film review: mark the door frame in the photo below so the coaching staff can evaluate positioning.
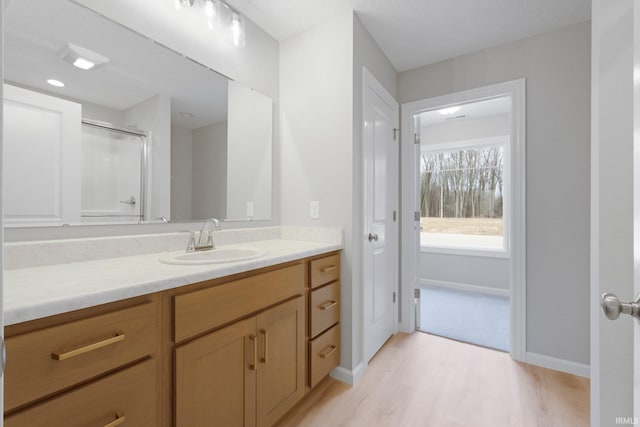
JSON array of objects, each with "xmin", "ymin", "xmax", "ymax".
[
  {"xmin": 361, "ymin": 67, "xmax": 400, "ymax": 367},
  {"xmin": 399, "ymin": 79, "xmax": 526, "ymax": 362}
]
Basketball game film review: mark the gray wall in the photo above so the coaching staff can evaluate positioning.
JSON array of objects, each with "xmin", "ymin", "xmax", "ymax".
[
  {"xmin": 399, "ymin": 21, "xmax": 591, "ymax": 365},
  {"xmin": 170, "ymin": 125, "xmax": 193, "ymax": 221},
  {"xmin": 192, "ymin": 121, "xmax": 227, "ymax": 220}
]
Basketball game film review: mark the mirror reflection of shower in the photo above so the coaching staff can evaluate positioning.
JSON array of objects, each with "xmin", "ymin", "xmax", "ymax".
[{"xmin": 80, "ymin": 120, "xmax": 147, "ymax": 224}]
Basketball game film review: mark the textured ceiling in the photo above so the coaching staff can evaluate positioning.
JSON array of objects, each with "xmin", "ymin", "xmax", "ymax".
[{"xmin": 226, "ymin": 0, "xmax": 591, "ymax": 72}]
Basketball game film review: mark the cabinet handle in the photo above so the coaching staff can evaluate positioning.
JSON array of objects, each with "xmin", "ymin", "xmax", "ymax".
[
  {"xmin": 260, "ymin": 329, "xmax": 268, "ymax": 363},
  {"xmin": 319, "ymin": 300, "xmax": 337, "ymax": 310},
  {"xmin": 249, "ymin": 335, "xmax": 257, "ymax": 370},
  {"xmin": 319, "ymin": 345, "xmax": 337, "ymax": 359},
  {"xmin": 321, "ymin": 265, "xmax": 337, "ymax": 273},
  {"xmin": 51, "ymin": 333, "xmax": 125, "ymax": 361},
  {"xmin": 104, "ymin": 413, "xmax": 125, "ymax": 427}
]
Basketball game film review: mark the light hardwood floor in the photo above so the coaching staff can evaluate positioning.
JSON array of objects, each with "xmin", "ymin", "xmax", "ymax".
[{"xmin": 279, "ymin": 332, "xmax": 589, "ymax": 427}]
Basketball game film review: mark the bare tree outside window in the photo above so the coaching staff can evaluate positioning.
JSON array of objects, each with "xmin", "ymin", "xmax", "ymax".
[{"xmin": 420, "ymin": 145, "xmax": 504, "ymax": 248}]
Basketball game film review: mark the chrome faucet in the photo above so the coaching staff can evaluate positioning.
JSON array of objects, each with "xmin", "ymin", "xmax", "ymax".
[{"xmin": 186, "ymin": 218, "xmax": 221, "ymax": 252}]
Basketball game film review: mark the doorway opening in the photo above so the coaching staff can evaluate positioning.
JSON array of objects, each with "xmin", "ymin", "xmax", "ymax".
[
  {"xmin": 400, "ymin": 79, "xmax": 525, "ymax": 360},
  {"xmin": 417, "ymin": 96, "xmax": 511, "ymax": 352}
]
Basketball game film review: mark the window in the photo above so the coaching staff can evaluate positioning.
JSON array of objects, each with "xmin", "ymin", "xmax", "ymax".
[{"xmin": 420, "ymin": 139, "xmax": 508, "ymax": 253}]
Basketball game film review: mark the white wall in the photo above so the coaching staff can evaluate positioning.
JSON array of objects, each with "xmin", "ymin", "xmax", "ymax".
[
  {"xmin": 280, "ymin": 11, "xmax": 355, "ymax": 372},
  {"xmin": 422, "ymin": 113, "xmax": 509, "ymax": 145},
  {"xmin": 81, "ymin": 101, "xmax": 124, "ymax": 125},
  {"xmin": 420, "ymin": 254, "xmax": 509, "ymax": 291},
  {"xmin": 124, "ymin": 94, "xmax": 171, "ymax": 221},
  {"xmin": 170, "ymin": 125, "xmax": 193, "ymax": 221},
  {"xmin": 192, "ymin": 121, "xmax": 227, "ymax": 220},
  {"xmin": 226, "ymin": 80, "xmax": 272, "ymax": 220},
  {"xmin": 399, "ymin": 22, "xmax": 591, "ymax": 366},
  {"xmin": 281, "ymin": 11, "xmax": 398, "ymax": 379}
]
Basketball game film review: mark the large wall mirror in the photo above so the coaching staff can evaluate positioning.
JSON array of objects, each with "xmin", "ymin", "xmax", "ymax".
[{"xmin": 3, "ymin": 0, "xmax": 273, "ymax": 228}]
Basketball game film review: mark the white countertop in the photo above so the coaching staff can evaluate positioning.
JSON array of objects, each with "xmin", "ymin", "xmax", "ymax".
[{"xmin": 4, "ymin": 239, "xmax": 342, "ymax": 326}]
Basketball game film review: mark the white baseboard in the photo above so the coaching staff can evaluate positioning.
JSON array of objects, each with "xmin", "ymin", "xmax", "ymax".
[
  {"xmin": 524, "ymin": 352, "xmax": 590, "ymax": 378},
  {"xmin": 419, "ymin": 278, "xmax": 510, "ymax": 297},
  {"xmin": 330, "ymin": 363, "xmax": 365, "ymax": 385}
]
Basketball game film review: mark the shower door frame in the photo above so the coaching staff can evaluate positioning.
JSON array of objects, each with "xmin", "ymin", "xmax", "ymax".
[{"xmin": 81, "ymin": 119, "xmax": 149, "ymax": 222}]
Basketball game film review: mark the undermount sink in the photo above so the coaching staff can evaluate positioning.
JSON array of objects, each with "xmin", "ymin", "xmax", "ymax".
[{"xmin": 159, "ymin": 247, "xmax": 267, "ymax": 265}]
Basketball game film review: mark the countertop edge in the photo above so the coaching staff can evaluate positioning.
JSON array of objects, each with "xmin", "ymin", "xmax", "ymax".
[{"xmin": 5, "ymin": 241, "xmax": 342, "ymax": 326}]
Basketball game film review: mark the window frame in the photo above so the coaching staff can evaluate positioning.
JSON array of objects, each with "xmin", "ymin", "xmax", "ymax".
[{"xmin": 419, "ymin": 134, "xmax": 511, "ymax": 259}]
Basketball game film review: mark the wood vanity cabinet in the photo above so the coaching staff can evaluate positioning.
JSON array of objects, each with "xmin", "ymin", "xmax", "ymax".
[
  {"xmin": 173, "ymin": 263, "xmax": 306, "ymax": 427},
  {"xmin": 3, "ymin": 251, "xmax": 341, "ymax": 427},
  {"xmin": 3, "ymin": 294, "xmax": 162, "ymax": 427},
  {"xmin": 307, "ymin": 253, "xmax": 341, "ymax": 388}
]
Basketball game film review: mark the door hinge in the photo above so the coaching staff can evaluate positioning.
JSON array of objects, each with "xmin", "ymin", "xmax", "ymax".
[
  {"xmin": 393, "ymin": 210, "xmax": 397, "ymax": 222},
  {"xmin": 393, "ymin": 292, "xmax": 396, "ymax": 303},
  {"xmin": 414, "ymin": 211, "xmax": 420, "ymax": 221},
  {"xmin": 414, "ymin": 288, "xmax": 421, "ymax": 299},
  {"xmin": 393, "ymin": 128, "xmax": 400, "ymax": 141},
  {"xmin": 414, "ymin": 133, "xmax": 421, "ymax": 145}
]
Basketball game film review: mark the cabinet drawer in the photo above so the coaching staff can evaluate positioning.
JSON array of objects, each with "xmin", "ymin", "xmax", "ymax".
[
  {"xmin": 310, "ymin": 281, "xmax": 340, "ymax": 338},
  {"xmin": 174, "ymin": 263, "xmax": 304, "ymax": 343},
  {"xmin": 5, "ymin": 359, "xmax": 157, "ymax": 427},
  {"xmin": 309, "ymin": 323, "xmax": 340, "ymax": 388},
  {"xmin": 5, "ymin": 301, "xmax": 157, "ymax": 412},
  {"xmin": 310, "ymin": 254, "xmax": 340, "ymax": 289}
]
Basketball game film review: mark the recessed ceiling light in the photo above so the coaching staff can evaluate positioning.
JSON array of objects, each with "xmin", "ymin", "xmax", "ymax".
[
  {"xmin": 180, "ymin": 112, "xmax": 195, "ymax": 118},
  {"xmin": 73, "ymin": 57, "xmax": 96, "ymax": 70},
  {"xmin": 47, "ymin": 79, "xmax": 65, "ymax": 87},
  {"xmin": 59, "ymin": 43, "xmax": 109, "ymax": 71},
  {"xmin": 438, "ymin": 106, "xmax": 461, "ymax": 115}
]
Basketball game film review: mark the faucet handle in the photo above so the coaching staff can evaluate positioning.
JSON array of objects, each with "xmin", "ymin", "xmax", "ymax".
[
  {"xmin": 206, "ymin": 230, "xmax": 214, "ymax": 246},
  {"xmin": 186, "ymin": 232, "xmax": 197, "ymax": 252}
]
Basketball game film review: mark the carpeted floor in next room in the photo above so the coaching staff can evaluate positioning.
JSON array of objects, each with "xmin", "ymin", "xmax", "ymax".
[{"xmin": 418, "ymin": 285, "xmax": 510, "ymax": 352}]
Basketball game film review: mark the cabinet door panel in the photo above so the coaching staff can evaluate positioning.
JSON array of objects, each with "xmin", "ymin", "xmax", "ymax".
[
  {"xmin": 175, "ymin": 317, "xmax": 256, "ymax": 427},
  {"xmin": 257, "ymin": 297, "xmax": 304, "ymax": 427}
]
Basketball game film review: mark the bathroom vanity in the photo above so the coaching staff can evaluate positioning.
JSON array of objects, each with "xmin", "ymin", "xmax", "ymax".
[{"xmin": 3, "ymin": 237, "xmax": 341, "ymax": 427}]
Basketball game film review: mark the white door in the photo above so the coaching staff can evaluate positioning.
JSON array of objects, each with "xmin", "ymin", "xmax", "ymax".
[
  {"xmin": 3, "ymin": 84, "xmax": 81, "ymax": 226},
  {"xmin": 362, "ymin": 68, "xmax": 399, "ymax": 362},
  {"xmin": 592, "ymin": 0, "xmax": 640, "ymax": 424}
]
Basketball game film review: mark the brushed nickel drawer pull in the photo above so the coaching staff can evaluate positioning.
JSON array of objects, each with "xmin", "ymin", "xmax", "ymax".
[
  {"xmin": 320, "ymin": 265, "xmax": 337, "ymax": 273},
  {"xmin": 319, "ymin": 300, "xmax": 337, "ymax": 310},
  {"xmin": 319, "ymin": 345, "xmax": 337, "ymax": 359},
  {"xmin": 51, "ymin": 333, "xmax": 125, "ymax": 361},
  {"xmin": 104, "ymin": 412, "xmax": 125, "ymax": 427},
  {"xmin": 249, "ymin": 335, "xmax": 257, "ymax": 370},
  {"xmin": 260, "ymin": 329, "xmax": 268, "ymax": 363}
]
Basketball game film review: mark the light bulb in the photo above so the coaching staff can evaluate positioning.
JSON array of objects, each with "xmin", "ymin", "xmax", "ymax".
[
  {"xmin": 204, "ymin": 0, "xmax": 216, "ymax": 18},
  {"xmin": 438, "ymin": 106, "xmax": 461, "ymax": 115},
  {"xmin": 231, "ymin": 13, "xmax": 246, "ymax": 48},
  {"xmin": 47, "ymin": 79, "xmax": 65, "ymax": 87}
]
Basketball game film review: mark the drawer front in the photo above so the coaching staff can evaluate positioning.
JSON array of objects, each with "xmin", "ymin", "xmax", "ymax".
[
  {"xmin": 5, "ymin": 301, "xmax": 158, "ymax": 412},
  {"xmin": 174, "ymin": 263, "xmax": 305, "ymax": 343},
  {"xmin": 310, "ymin": 254, "xmax": 340, "ymax": 289},
  {"xmin": 309, "ymin": 323, "xmax": 340, "ymax": 388},
  {"xmin": 5, "ymin": 359, "xmax": 157, "ymax": 427},
  {"xmin": 310, "ymin": 281, "xmax": 340, "ymax": 339}
]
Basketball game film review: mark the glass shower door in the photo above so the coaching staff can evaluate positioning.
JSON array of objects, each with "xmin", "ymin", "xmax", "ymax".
[{"xmin": 80, "ymin": 122, "xmax": 146, "ymax": 223}]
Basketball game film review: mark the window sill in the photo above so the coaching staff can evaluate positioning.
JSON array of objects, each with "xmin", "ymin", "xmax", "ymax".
[{"xmin": 420, "ymin": 245, "xmax": 510, "ymax": 259}]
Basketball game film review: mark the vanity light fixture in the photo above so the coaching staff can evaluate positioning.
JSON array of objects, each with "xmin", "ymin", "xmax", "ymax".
[
  {"xmin": 172, "ymin": 0, "xmax": 246, "ymax": 47},
  {"xmin": 59, "ymin": 43, "xmax": 110, "ymax": 71},
  {"xmin": 231, "ymin": 12, "xmax": 246, "ymax": 48},
  {"xmin": 46, "ymin": 79, "xmax": 65, "ymax": 87},
  {"xmin": 438, "ymin": 106, "xmax": 461, "ymax": 115}
]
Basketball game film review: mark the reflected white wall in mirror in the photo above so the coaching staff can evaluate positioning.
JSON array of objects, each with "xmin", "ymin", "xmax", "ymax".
[{"xmin": 2, "ymin": 0, "xmax": 273, "ymax": 227}]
